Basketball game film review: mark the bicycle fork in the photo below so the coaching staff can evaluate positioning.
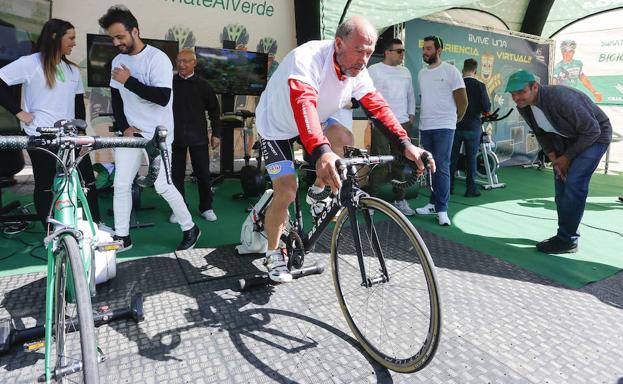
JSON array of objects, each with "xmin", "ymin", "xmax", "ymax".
[{"xmin": 347, "ymin": 203, "xmax": 389, "ymax": 288}]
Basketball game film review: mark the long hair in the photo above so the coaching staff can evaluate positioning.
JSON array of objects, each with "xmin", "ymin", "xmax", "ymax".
[{"xmin": 34, "ymin": 18, "xmax": 77, "ymax": 88}]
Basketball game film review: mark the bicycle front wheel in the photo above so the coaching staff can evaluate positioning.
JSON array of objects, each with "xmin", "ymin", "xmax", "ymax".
[
  {"xmin": 331, "ymin": 196, "xmax": 441, "ymax": 373},
  {"xmin": 53, "ymin": 235, "xmax": 99, "ymax": 383}
]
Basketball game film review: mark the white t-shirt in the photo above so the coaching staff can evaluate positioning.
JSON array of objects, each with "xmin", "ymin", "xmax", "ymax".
[
  {"xmin": 418, "ymin": 61, "xmax": 465, "ymax": 131},
  {"xmin": 0, "ymin": 53, "xmax": 84, "ymax": 136},
  {"xmin": 367, "ymin": 62, "xmax": 415, "ymax": 124},
  {"xmin": 256, "ymin": 40, "xmax": 375, "ymax": 140},
  {"xmin": 110, "ymin": 45, "xmax": 174, "ymax": 143}
]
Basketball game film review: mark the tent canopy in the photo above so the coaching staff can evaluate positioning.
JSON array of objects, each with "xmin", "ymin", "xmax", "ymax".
[{"xmin": 320, "ymin": 0, "xmax": 623, "ymax": 38}]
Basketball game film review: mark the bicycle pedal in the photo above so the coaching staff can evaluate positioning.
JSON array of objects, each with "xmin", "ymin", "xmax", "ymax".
[
  {"xmin": 23, "ymin": 339, "xmax": 45, "ymax": 352},
  {"xmin": 96, "ymin": 240, "xmax": 123, "ymax": 252}
]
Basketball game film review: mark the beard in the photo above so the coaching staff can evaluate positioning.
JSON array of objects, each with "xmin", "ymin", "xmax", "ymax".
[
  {"xmin": 117, "ymin": 37, "xmax": 136, "ymax": 54},
  {"xmin": 423, "ymin": 54, "xmax": 437, "ymax": 65}
]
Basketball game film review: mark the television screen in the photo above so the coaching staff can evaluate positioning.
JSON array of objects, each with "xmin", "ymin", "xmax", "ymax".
[
  {"xmin": 86, "ymin": 34, "xmax": 178, "ymax": 87},
  {"xmin": 194, "ymin": 47, "xmax": 268, "ymax": 96}
]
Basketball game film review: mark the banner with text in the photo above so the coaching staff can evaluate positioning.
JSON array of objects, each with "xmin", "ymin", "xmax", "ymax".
[{"xmin": 405, "ymin": 19, "xmax": 552, "ymax": 166}]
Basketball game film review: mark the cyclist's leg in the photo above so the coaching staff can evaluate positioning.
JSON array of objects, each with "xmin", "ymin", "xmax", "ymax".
[
  {"xmin": 261, "ymin": 138, "xmax": 297, "ymax": 282},
  {"xmin": 112, "ymin": 148, "xmax": 142, "ymax": 237},
  {"xmin": 154, "ymin": 144, "xmax": 194, "ymax": 232}
]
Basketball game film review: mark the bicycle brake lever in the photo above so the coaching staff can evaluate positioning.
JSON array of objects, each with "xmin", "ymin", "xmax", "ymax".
[{"xmin": 155, "ymin": 126, "xmax": 172, "ymax": 184}]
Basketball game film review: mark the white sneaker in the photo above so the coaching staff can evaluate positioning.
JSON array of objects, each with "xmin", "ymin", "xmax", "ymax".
[
  {"xmin": 393, "ymin": 200, "xmax": 415, "ymax": 216},
  {"xmin": 97, "ymin": 222, "xmax": 115, "ymax": 234},
  {"xmin": 264, "ymin": 250, "xmax": 292, "ymax": 283},
  {"xmin": 169, "ymin": 213, "xmax": 178, "ymax": 224},
  {"xmin": 202, "ymin": 209, "xmax": 217, "ymax": 221},
  {"xmin": 306, "ymin": 187, "xmax": 332, "ymax": 219},
  {"xmin": 416, "ymin": 203, "xmax": 436, "ymax": 215},
  {"xmin": 438, "ymin": 211, "xmax": 451, "ymax": 226}
]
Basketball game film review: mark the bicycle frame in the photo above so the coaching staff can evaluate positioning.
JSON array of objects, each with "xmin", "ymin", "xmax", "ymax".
[{"xmin": 43, "ymin": 146, "xmax": 98, "ymax": 381}]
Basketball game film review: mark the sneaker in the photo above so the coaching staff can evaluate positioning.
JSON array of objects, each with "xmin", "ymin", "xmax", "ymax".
[
  {"xmin": 437, "ymin": 211, "xmax": 451, "ymax": 226},
  {"xmin": 536, "ymin": 236, "xmax": 578, "ymax": 254},
  {"xmin": 393, "ymin": 200, "xmax": 415, "ymax": 216},
  {"xmin": 306, "ymin": 187, "xmax": 332, "ymax": 219},
  {"xmin": 201, "ymin": 209, "xmax": 217, "ymax": 222},
  {"xmin": 416, "ymin": 203, "xmax": 436, "ymax": 215},
  {"xmin": 619, "ymin": 196, "xmax": 623, "ymax": 203},
  {"xmin": 263, "ymin": 249, "xmax": 292, "ymax": 283},
  {"xmin": 112, "ymin": 235, "xmax": 133, "ymax": 252},
  {"xmin": 177, "ymin": 225, "xmax": 201, "ymax": 251},
  {"xmin": 464, "ymin": 190, "xmax": 481, "ymax": 197},
  {"xmin": 169, "ymin": 213, "xmax": 178, "ymax": 224}
]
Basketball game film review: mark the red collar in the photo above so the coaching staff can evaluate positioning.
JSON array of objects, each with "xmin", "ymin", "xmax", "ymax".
[{"xmin": 333, "ymin": 52, "xmax": 346, "ymax": 81}]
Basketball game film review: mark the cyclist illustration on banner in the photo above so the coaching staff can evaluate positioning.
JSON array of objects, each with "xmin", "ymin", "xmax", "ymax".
[{"xmin": 553, "ymin": 40, "xmax": 603, "ymax": 102}]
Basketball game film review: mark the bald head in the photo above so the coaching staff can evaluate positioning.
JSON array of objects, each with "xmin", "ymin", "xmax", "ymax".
[
  {"xmin": 335, "ymin": 16, "xmax": 378, "ymax": 42},
  {"xmin": 334, "ymin": 16, "xmax": 377, "ymax": 77}
]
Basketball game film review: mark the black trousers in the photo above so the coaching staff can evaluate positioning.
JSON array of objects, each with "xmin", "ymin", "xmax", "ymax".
[
  {"xmin": 171, "ymin": 143, "xmax": 213, "ymax": 213},
  {"xmin": 27, "ymin": 149, "xmax": 101, "ymax": 224}
]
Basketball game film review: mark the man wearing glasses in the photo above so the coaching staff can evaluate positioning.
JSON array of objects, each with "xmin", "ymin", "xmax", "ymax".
[{"xmin": 367, "ymin": 38, "xmax": 417, "ymax": 216}]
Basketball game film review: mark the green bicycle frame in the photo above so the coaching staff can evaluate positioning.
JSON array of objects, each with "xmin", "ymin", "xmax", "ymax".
[{"xmin": 43, "ymin": 150, "xmax": 97, "ymax": 382}]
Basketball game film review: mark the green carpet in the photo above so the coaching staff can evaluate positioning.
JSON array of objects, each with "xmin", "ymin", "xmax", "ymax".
[{"xmin": 2, "ymin": 167, "xmax": 622, "ymax": 288}]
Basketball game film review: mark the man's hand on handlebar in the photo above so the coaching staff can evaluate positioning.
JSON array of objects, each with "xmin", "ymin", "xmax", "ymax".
[
  {"xmin": 404, "ymin": 144, "xmax": 435, "ymax": 175},
  {"xmin": 316, "ymin": 151, "xmax": 342, "ymax": 193}
]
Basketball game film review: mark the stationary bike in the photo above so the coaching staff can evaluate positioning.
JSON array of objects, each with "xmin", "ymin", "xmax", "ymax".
[
  {"xmin": 456, "ymin": 108, "xmax": 512, "ymax": 190},
  {"xmin": 225, "ymin": 110, "xmax": 266, "ymax": 199}
]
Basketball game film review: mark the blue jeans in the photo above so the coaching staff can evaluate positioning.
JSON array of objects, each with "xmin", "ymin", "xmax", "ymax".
[
  {"xmin": 420, "ymin": 129, "xmax": 455, "ymax": 213},
  {"xmin": 450, "ymin": 129, "xmax": 481, "ymax": 193},
  {"xmin": 555, "ymin": 142, "xmax": 609, "ymax": 243}
]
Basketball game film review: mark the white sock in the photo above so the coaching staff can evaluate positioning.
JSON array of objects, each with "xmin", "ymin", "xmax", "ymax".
[{"xmin": 310, "ymin": 185, "xmax": 324, "ymax": 194}]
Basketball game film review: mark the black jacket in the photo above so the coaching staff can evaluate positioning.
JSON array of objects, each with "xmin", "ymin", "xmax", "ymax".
[
  {"xmin": 456, "ymin": 76, "xmax": 490, "ymax": 132},
  {"xmin": 172, "ymin": 73, "xmax": 221, "ymax": 147}
]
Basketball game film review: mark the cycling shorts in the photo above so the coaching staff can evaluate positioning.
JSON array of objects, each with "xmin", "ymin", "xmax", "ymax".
[{"xmin": 261, "ymin": 137, "xmax": 298, "ymax": 180}]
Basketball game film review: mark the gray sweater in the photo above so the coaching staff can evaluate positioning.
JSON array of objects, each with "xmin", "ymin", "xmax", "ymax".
[{"xmin": 517, "ymin": 85, "xmax": 612, "ymax": 160}]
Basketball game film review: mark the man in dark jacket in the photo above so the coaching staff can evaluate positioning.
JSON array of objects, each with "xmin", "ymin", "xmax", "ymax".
[
  {"xmin": 170, "ymin": 48, "xmax": 221, "ymax": 223},
  {"xmin": 506, "ymin": 70, "xmax": 612, "ymax": 254},
  {"xmin": 450, "ymin": 58, "xmax": 491, "ymax": 197}
]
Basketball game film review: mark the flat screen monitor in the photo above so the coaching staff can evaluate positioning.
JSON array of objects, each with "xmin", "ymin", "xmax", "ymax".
[
  {"xmin": 194, "ymin": 47, "xmax": 268, "ymax": 96},
  {"xmin": 86, "ymin": 34, "xmax": 178, "ymax": 87}
]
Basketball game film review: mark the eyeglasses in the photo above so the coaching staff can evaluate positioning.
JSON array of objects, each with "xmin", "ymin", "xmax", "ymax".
[{"xmin": 389, "ymin": 49, "xmax": 405, "ymax": 54}]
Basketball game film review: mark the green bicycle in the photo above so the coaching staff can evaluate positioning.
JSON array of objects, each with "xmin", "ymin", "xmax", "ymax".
[{"xmin": 0, "ymin": 119, "xmax": 170, "ymax": 383}]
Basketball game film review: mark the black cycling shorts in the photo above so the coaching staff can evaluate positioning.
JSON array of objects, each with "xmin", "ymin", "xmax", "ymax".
[{"xmin": 261, "ymin": 137, "xmax": 298, "ymax": 179}]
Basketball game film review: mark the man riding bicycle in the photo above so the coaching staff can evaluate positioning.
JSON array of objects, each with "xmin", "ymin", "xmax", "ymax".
[{"xmin": 255, "ymin": 16, "xmax": 435, "ymax": 283}]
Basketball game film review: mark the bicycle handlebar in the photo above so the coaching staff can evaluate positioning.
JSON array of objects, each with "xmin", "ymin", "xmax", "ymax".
[
  {"xmin": 0, "ymin": 120, "xmax": 172, "ymax": 187},
  {"xmin": 481, "ymin": 108, "xmax": 514, "ymax": 123}
]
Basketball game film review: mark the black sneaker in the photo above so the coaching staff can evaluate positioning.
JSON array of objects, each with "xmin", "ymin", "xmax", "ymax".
[
  {"xmin": 536, "ymin": 236, "xmax": 578, "ymax": 254},
  {"xmin": 464, "ymin": 190, "xmax": 481, "ymax": 197},
  {"xmin": 177, "ymin": 225, "xmax": 201, "ymax": 251},
  {"xmin": 112, "ymin": 235, "xmax": 133, "ymax": 252},
  {"xmin": 619, "ymin": 196, "xmax": 623, "ymax": 203}
]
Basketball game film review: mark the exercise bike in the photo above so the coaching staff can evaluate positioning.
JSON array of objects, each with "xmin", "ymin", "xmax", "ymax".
[
  {"xmin": 225, "ymin": 110, "xmax": 266, "ymax": 199},
  {"xmin": 456, "ymin": 108, "xmax": 513, "ymax": 190}
]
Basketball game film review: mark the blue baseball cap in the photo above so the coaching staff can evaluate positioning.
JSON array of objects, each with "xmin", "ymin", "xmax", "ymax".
[{"xmin": 505, "ymin": 70, "xmax": 536, "ymax": 93}]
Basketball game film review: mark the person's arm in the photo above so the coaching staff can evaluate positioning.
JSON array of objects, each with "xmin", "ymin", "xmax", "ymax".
[
  {"xmin": 579, "ymin": 74, "xmax": 602, "ymax": 102},
  {"xmin": 124, "ymin": 77, "xmax": 171, "ymax": 107},
  {"xmin": 358, "ymin": 91, "xmax": 411, "ymax": 150},
  {"xmin": 203, "ymin": 83, "xmax": 221, "ymax": 138},
  {"xmin": 110, "ymin": 88, "xmax": 130, "ymax": 134},
  {"xmin": 288, "ymin": 78, "xmax": 329, "ymax": 160},
  {"xmin": 75, "ymin": 94, "xmax": 86, "ymax": 121},
  {"xmin": 480, "ymin": 82, "xmax": 491, "ymax": 113},
  {"xmin": 453, "ymin": 88, "xmax": 468, "ymax": 123},
  {"xmin": 407, "ymin": 75, "xmax": 416, "ymax": 123},
  {"xmin": 559, "ymin": 96, "xmax": 602, "ymax": 161}
]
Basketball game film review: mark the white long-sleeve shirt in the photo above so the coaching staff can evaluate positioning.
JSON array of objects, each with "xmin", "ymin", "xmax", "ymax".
[{"xmin": 367, "ymin": 62, "xmax": 415, "ymax": 124}]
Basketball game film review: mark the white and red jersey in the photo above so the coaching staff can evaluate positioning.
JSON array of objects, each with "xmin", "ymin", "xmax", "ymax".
[{"xmin": 256, "ymin": 40, "xmax": 410, "ymax": 158}]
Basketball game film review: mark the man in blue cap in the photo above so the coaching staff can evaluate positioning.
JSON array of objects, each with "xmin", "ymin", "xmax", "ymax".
[{"xmin": 505, "ymin": 69, "xmax": 612, "ymax": 254}]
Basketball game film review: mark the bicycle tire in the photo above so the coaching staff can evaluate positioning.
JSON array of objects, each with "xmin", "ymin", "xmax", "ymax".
[
  {"xmin": 53, "ymin": 235, "xmax": 99, "ymax": 383},
  {"xmin": 330, "ymin": 196, "xmax": 441, "ymax": 373}
]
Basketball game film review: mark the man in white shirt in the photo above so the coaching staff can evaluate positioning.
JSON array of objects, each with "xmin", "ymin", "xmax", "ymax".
[
  {"xmin": 255, "ymin": 17, "xmax": 434, "ymax": 283},
  {"xmin": 415, "ymin": 36, "xmax": 467, "ymax": 226},
  {"xmin": 98, "ymin": 6, "xmax": 200, "ymax": 251},
  {"xmin": 367, "ymin": 38, "xmax": 416, "ymax": 215}
]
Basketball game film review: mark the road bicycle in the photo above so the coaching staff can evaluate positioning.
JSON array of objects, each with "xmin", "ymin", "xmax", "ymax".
[
  {"xmin": 239, "ymin": 146, "xmax": 441, "ymax": 373},
  {"xmin": 0, "ymin": 119, "xmax": 170, "ymax": 383}
]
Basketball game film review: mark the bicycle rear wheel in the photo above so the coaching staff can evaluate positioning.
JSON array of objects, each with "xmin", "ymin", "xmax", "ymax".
[
  {"xmin": 331, "ymin": 196, "xmax": 441, "ymax": 373},
  {"xmin": 53, "ymin": 235, "xmax": 99, "ymax": 383}
]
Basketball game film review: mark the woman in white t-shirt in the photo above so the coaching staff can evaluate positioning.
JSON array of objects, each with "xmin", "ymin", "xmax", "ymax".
[{"xmin": 0, "ymin": 19, "xmax": 102, "ymax": 225}]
